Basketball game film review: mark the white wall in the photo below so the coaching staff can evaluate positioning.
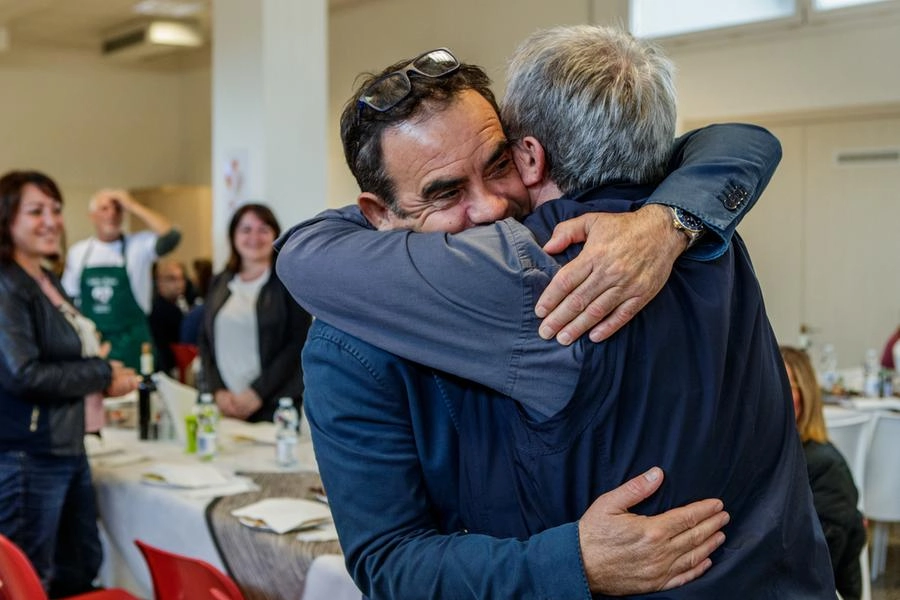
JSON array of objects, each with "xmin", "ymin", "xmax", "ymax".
[
  {"xmin": 667, "ymin": 18, "xmax": 900, "ymax": 124},
  {"xmin": 0, "ymin": 44, "xmax": 210, "ymax": 244}
]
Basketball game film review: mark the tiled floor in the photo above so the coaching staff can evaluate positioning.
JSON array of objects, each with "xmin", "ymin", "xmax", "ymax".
[{"xmin": 871, "ymin": 523, "xmax": 899, "ymax": 600}]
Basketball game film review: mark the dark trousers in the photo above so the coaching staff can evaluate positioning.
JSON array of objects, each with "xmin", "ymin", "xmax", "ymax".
[{"xmin": 0, "ymin": 450, "xmax": 103, "ymax": 597}]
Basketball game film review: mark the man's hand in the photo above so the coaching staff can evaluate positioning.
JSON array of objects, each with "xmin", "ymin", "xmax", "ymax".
[
  {"xmin": 535, "ymin": 204, "xmax": 686, "ymax": 345},
  {"xmin": 578, "ymin": 467, "xmax": 729, "ymax": 595}
]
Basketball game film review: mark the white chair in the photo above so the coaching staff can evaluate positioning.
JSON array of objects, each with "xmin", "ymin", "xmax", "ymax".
[
  {"xmin": 863, "ymin": 411, "xmax": 900, "ymax": 582},
  {"xmin": 302, "ymin": 555, "xmax": 361, "ymax": 600},
  {"xmin": 825, "ymin": 409, "xmax": 874, "ymax": 600},
  {"xmin": 826, "ymin": 410, "xmax": 874, "ymax": 507}
]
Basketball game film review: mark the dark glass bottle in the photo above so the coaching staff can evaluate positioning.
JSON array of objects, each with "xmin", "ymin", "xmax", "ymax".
[{"xmin": 138, "ymin": 342, "xmax": 155, "ymax": 440}]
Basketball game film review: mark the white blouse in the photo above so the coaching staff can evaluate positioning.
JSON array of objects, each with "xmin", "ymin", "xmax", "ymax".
[{"xmin": 213, "ymin": 268, "xmax": 269, "ymax": 393}]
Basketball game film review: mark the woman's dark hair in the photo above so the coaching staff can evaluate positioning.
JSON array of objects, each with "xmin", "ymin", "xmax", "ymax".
[
  {"xmin": 0, "ymin": 170, "xmax": 64, "ymax": 264},
  {"xmin": 225, "ymin": 203, "xmax": 281, "ymax": 273}
]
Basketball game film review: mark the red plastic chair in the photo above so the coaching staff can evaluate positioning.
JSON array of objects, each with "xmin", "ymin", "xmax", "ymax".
[
  {"xmin": 170, "ymin": 343, "xmax": 199, "ymax": 384},
  {"xmin": 134, "ymin": 539, "xmax": 245, "ymax": 600},
  {"xmin": 0, "ymin": 534, "xmax": 137, "ymax": 600}
]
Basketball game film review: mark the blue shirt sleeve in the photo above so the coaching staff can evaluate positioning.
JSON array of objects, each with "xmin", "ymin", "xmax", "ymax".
[
  {"xmin": 276, "ymin": 207, "xmax": 582, "ymax": 418},
  {"xmin": 301, "ymin": 324, "xmax": 590, "ymax": 599}
]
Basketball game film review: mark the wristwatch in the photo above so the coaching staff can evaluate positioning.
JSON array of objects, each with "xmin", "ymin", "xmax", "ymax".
[{"xmin": 669, "ymin": 206, "xmax": 705, "ymax": 249}]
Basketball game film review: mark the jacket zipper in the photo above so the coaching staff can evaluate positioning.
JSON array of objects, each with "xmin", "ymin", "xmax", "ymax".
[{"xmin": 30, "ymin": 406, "xmax": 40, "ymax": 432}]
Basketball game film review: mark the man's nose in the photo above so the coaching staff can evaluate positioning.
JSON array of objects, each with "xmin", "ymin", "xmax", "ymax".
[{"xmin": 467, "ymin": 193, "xmax": 509, "ymax": 225}]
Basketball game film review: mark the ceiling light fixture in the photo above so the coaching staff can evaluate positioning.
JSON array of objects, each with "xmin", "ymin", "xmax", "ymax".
[{"xmin": 132, "ymin": 0, "xmax": 206, "ymax": 19}]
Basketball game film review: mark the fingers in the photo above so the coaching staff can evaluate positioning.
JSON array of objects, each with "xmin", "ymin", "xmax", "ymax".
[
  {"xmin": 668, "ymin": 502, "xmax": 730, "ymax": 551},
  {"xmin": 660, "ymin": 557, "xmax": 714, "ymax": 591},
  {"xmin": 596, "ymin": 467, "xmax": 665, "ymax": 513},
  {"xmin": 541, "ymin": 216, "xmax": 591, "ymax": 255},
  {"xmin": 540, "ymin": 285, "xmax": 637, "ymax": 345},
  {"xmin": 587, "ymin": 298, "xmax": 644, "ymax": 343},
  {"xmin": 654, "ymin": 497, "xmax": 727, "ymax": 537},
  {"xmin": 535, "ymin": 256, "xmax": 594, "ymax": 322},
  {"xmin": 660, "ymin": 513, "xmax": 730, "ymax": 591}
]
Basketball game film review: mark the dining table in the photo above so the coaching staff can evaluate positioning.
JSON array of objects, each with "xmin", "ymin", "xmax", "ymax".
[{"xmin": 89, "ymin": 400, "xmax": 344, "ymax": 600}]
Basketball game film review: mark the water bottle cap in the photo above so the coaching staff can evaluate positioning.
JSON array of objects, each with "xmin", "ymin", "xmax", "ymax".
[
  {"xmin": 200, "ymin": 392, "xmax": 214, "ymax": 403},
  {"xmin": 278, "ymin": 397, "xmax": 293, "ymax": 407}
]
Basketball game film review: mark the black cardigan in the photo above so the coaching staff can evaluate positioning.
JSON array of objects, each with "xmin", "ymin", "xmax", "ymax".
[
  {"xmin": 804, "ymin": 440, "xmax": 867, "ymax": 600},
  {"xmin": 198, "ymin": 268, "xmax": 311, "ymax": 423}
]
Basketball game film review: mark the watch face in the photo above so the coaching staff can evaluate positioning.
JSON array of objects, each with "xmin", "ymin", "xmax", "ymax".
[{"xmin": 675, "ymin": 208, "xmax": 703, "ymax": 233}]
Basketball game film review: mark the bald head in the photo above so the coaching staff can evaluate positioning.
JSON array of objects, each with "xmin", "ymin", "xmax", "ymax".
[{"xmin": 89, "ymin": 191, "xmax": 124, "ymax": 241}]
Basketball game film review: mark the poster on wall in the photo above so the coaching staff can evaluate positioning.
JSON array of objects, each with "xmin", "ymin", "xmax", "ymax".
[{"xmin": 224, "ymin": 149, "xmax": 249, "ymax": 213}]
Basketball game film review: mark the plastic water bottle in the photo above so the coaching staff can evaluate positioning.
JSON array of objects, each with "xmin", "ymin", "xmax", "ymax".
[
  {"xmin": 819, "ymin": 344, "xmax": 838, "ymax": 391},
  {"xmin": 274, "ymin": 397, "xmax": 299, "ymax": 467},
  {"xmin": 196, "ymin": 392, "xmax": 220, "ymax": 461},
  {"xmin": 863, "ymin": 348, "xmax": 880, "ymax": 397}
]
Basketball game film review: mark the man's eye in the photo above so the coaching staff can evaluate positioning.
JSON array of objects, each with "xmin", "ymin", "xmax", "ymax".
[
  {"xmin": 432, "ymin": 189, "xmax": 461, "ymax": 205},
  {"xmin": 488, "ymin": 158, "xmax": 513, "ymax": 178}
]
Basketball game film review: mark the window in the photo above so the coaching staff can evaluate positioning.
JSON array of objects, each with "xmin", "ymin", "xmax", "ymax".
[
  {"xmin": 814, "ymin": 0, "xmax": 894, "ymax": 9},
  {"xmin": 630, "ymin": 0, "xmax": 797, "ymax": 38}
]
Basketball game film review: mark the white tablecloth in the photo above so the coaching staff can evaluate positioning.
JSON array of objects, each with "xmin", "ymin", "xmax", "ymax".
[{"xmin": 91, "ymin": 418, "xmax": 318, "ymax": 598}]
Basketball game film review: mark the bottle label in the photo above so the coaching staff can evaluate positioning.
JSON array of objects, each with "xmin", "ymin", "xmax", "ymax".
[
  {"xmin": 198, "ymin": 431, "xmax": 217, "ymax": 460},
  {"xmin": 276, "ymin": 437, "xmax": 297, "ymax": 466}
]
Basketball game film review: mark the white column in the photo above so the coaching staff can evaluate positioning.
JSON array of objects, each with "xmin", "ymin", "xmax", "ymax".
[{"xmin": 212, "ymin": 0, "xmax": 327, "ymax": 268}]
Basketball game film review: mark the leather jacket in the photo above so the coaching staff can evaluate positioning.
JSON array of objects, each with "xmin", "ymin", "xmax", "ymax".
[{"xmin": 0, "ymin": 262, "xmax": 112, "ymax": 456}]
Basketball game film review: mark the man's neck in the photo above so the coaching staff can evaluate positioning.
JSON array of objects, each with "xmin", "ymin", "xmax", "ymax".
[
  {"xmin": 95, "ymin": 232, "xmax": 121, "ymax": 243},
  {"xmin": 529, "ymin": 180, "xmax": 563, "ymax": 209}
]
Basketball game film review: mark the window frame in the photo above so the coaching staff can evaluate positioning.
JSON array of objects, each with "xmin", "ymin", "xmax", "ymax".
[{"xmin": 622, "ymin": 0, "xmax": 900, "ymax": 44}]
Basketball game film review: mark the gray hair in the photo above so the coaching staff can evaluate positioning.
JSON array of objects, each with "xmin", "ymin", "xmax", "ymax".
[{"xmin": 501, "ymin": 25, "xmax": 677, "ymax": 194}]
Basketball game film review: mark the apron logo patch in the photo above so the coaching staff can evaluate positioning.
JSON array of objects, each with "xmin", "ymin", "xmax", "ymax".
[{"xmin": 91, "ymin": 285, "xmax": 114, "ymax": 305}]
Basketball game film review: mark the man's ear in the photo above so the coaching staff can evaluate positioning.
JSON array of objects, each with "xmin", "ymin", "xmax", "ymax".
[
  {"xmin": 511, "ymin": 136, "xmax": 548, "ymax": 187},
  {"xmin": 358, "ymin": 193, "xmax": 394, "ymax": 231}
]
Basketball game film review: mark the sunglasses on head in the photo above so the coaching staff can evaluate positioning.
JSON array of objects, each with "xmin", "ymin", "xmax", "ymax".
[{"xmin": 357, "ymin": 48, "xmax": 460, "ymax": 113}]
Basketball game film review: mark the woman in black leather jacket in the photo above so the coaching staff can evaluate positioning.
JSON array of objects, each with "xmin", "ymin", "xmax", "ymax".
[
  {"xmin": 782, "ymin": 346, "xmax": 867, "ymax": 600},
  {"xmin": 0, "ymin": 170, "xmax": 138, "ymax": 597}
]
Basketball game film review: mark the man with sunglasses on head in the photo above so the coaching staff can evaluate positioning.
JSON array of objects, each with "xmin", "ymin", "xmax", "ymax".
[{"xmin": 276, "ymin": 29, "xmax": 832, "ymax": 599}]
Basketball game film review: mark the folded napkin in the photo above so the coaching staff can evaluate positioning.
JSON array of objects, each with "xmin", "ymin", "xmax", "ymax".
[
  {"xmin": 141, "ymin": 462, "xmax": 231, "ymax": 489},
  {"xmin": 224, "ymin": 420, "xmax": 278, "ymax": 445},
  {"xmin": 183, "ymin": 476, "xmax": 259, "ymax": 499},
  {"xmin": 296, "ymin": 522, "xmax": 339, "ymax": 542},
  {"xmin": 231, "ymin": 497, "xmax": 332, "ymax": 534}
]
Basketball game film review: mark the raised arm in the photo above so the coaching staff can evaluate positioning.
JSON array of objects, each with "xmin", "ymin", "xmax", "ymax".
[
  {"xmin": 276, "ymin": 207, "xmax": 578, "ymax": 417},
  {"xmin": 535, "ymin": 123, "xmax": 781, "ymax": 343}
]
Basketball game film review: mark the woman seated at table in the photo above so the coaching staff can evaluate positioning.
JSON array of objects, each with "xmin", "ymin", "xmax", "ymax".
[
  {"xmin": 781, "ymin": 346, "xmax": 867, "ymax": 600},
  {"xmin": 198, "ymin": 203, "xmax": 311, "ymax": 422},
  {"xmin": 0, "ymin": 170, "xmax": 138, "ymax": 596}
]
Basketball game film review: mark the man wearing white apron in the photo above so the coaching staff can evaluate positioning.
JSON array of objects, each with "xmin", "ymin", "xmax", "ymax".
[{"xmin": 63, "ymin": 189, "xmax": 180, "ymax": 370}]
